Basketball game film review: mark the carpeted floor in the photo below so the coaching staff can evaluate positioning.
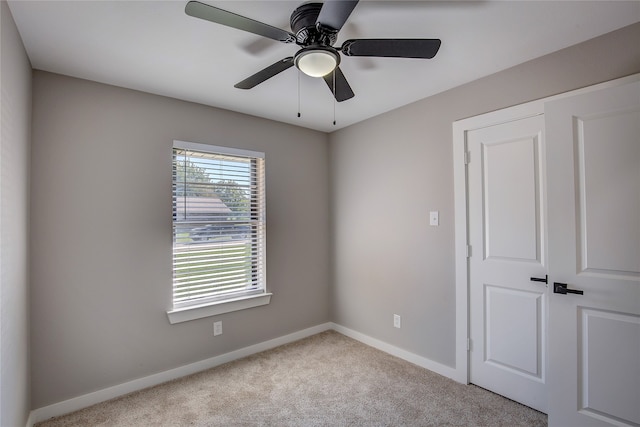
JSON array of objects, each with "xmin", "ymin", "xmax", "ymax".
[{"xmin": 36, "ymin": 331, "xmax": 547, "ymax": 426}]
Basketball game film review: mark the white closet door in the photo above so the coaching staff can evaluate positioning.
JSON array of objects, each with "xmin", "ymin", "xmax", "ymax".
[
  {"xmin": 546, "ymin": 80, "xmax": 640, "ymax": 427},
  {"xmin": 467, "ymin": 114, "xmax": 548, "ymax": 413}
]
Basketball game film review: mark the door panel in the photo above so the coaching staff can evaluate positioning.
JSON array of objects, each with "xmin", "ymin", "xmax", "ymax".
[
  {"xmin": 576, "ymin": 109, "xmax": 640, "ymax": 276},
  {"xmin": 485, "ymin": 285, "xmax": 544, "ymax": 378},
  {"xmin": 546, "ymin": 80, "xmax": 640, "ymax": 426},
  {"xmin": 483, "ymin": 137, "xmax": 540, "ymax": 262},
  {"xmin": 468, "ymin": 114, "xmax": 548, "ymax": 413},
  {"xmin": 580, "ymin": 309, "xmax": 640, "ymax": 425}
]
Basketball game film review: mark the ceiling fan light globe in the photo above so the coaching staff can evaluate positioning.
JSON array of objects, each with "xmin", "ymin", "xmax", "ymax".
[{"xmin": 296, "ymin": 50, "xmax": 338, "ymax": 77}]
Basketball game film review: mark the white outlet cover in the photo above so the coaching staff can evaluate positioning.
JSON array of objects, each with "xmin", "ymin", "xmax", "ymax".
[
  {"xmin": 213, "ymin": 321, "xmax": 222, "ymax": 336},
  {"xmin": 429, "ymin": 211, "xmax": 439, "ymax": 226}
]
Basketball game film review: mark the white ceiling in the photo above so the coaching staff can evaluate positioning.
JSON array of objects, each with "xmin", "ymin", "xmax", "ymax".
[{"xmin": 8, "ymin": 1, "xmax": 640, "ymax": 132}]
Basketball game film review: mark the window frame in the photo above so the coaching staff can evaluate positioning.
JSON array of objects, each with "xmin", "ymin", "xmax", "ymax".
[{"xmin": 167, "ymin": 140, "xmax": 270, "ymax": 324}]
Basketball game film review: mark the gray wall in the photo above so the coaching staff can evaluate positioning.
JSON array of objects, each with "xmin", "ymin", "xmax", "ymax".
[
  {"xmin": 329, "ymin": 23, "xmax": 640, "ymax": 368},
  {"xmin": 30, "ymin": 72, "xmax": 331, "ymax": 408},
  {"xmin": 0, "ymin": 1, "xmax": 32, "ymax": 425}
]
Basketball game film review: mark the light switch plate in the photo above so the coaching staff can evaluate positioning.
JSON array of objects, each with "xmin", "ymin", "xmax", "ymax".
[{"xmin": 430, "ymin": 211, "xmax": 439, "ymax": 226}]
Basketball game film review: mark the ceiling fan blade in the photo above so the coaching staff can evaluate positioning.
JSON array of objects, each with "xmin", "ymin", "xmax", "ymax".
[
  {"xmin": 234, "ymin": 57, "xmax": 294, "ymax": 89},
  {"xmin": 185, "ymin": 1, "xmax": 295, "ymax": 44},
  {"xmin": 316, "ymin": 1, "xmax": 359, "ymax": 32},
  {"xmin": 341, "ymin": 39, "xmax": 442, "ymax": 59},
  {"xmin": 323, "ymin": 67, "xmax": 355, "ymax": 102}
]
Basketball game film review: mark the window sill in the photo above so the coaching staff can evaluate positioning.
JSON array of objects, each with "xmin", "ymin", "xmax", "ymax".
[{"xmin": 167, "ymin": 293, "xmax": 272, "ymax": 324}]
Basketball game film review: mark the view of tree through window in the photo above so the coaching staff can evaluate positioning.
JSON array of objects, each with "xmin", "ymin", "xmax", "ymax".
[
  {"xmin": 174, "ymin": 159, "xmax": 250, "ymax": 215},
  {"xmin": 174, "ymin": 159, "xmax": 215, "ymax": 197}
]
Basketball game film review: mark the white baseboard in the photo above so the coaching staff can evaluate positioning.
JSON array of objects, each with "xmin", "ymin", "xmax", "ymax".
[
  {"xmin": 25, "ymin": 411, "xmax": 37, "ymax": 427},
  {"xmin": 28, "ymin": 321, "xmax": 461, "ymax": 426},
  {"xmin": 27, "ymin": 322, "xmax": 333, "ymax": 426},
  {"xmin": 330, "ymin": 323, "xmax": 460, "ymax": 381}
]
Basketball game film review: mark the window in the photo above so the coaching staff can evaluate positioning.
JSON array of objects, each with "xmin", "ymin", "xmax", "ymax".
[{"xmin": 167, "ymin": 141, "xmax": 269, "ymax": 324}]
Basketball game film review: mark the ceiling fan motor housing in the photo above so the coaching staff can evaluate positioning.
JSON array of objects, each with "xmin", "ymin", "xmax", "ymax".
[{"xmin": 290, "ymin": 3, "xmax": 337, "ymax": 46}]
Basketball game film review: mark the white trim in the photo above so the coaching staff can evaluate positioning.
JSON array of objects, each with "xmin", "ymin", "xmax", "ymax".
[
  {"xmin": 27, "ymin": 322, "xmax": 333, "ymax": 426},
  {"xmin": 170, "ymin": 140, "xmax": 268, "ymax": 322},
  {"xmin": 451, "ymin": 73, "xmax": 640, "ymax": 386},
  {"xmin": 173, "ymin": 140, "xmax": 265, "ymax": 159},
  {"xmin": 452, "ymin": 121, "xmax": 470, "ymax": 384},
  {"xmin": 167, "ymin": 292, "xmax": 272, "ymax": 324},
  {"xmin": 25, "ymin": 412, "xmax": 36, "ymax": 427},
  {"xmin": 331, "ymin": 323, "xmax": 459, "ymax": 382}
]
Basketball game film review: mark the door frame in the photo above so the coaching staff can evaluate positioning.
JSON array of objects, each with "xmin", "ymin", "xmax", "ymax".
[{"xmin": 451, "ymin": 73, "xmax": 640, "ymax": 385}]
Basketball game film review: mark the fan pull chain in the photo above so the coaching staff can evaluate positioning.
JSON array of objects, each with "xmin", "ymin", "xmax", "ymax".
[
  {"xmin": 297, "ymin": 70, "xmax": 301, "ymax": 118},
  {"xmin": 332, "ymin": 70, "xmax": 336, "ymax": 126}
]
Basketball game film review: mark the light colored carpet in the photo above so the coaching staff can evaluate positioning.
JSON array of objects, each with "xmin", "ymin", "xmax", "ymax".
[{"xmin": 36, "ymin": 331, "xmax": 547, "ymax": 426}]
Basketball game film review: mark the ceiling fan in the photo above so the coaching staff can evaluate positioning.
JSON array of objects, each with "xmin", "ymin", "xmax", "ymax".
[{"xmin": 185, "ymin": 1, "xmax": 441, "ymax": 102}]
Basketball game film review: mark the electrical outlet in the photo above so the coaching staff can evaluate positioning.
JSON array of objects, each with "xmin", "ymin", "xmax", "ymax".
[
  {"xmin": 213, "ymin": 321, "xmax": 223, "ymax": 336},
  {"xmin": 429, "ymin": 211, "xmax": 439, "ymax": 226},
  {"xmin": 393, "ymin": 314, "xmax": 401, "ymax": 329}
]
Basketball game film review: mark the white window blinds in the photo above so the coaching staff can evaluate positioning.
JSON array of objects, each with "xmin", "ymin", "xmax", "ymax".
[{"xmin": 172, "ymin": 141, "xmax": 266, "ymax": 309}]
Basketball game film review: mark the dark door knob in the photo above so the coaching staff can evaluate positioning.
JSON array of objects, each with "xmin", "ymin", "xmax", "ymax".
[
  {"xmin": 553, "ymin": 282, "xmax": 584, "ymax": 295},
  {"xmin": 530, "ymin": 275, "xmax": 548, "ymax": 284}
]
